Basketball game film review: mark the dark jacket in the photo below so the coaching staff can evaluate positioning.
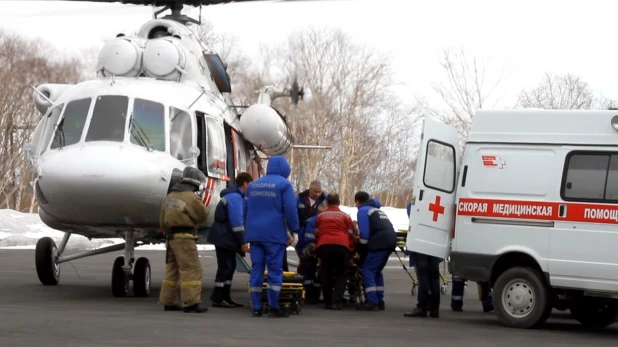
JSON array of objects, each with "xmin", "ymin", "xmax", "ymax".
[
  {"xmin": 356, "ymin": 198, "xmax": 397, "ymax": 255},
  {"xmin": 244, "ymin": 156, "xmax": 300, "ymax": 245},
  {"xmin": 206, "ymin": 186, "xmax": 245, "ymax": 254},
  {"xmin": 297, "ymin": 190, "xmax": 327, "ymax": 228}
]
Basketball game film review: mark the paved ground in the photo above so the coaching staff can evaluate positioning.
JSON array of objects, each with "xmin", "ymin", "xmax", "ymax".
[{"xmin": 0, "ymin": 249, "xmax": 616, "ymax": 346}]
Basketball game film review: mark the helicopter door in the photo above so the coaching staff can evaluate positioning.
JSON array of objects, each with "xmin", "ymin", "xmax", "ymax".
[
  {"xmin": 195, "ymin": 112, "xmax": 207, "ymax": 174},
  {"xmin": 406, "ymin": 117, "xmax": 461, "ymax": 259},
  {"xmin": 223, "ymin": 123, "xmax": 236, "ymax": 186}
]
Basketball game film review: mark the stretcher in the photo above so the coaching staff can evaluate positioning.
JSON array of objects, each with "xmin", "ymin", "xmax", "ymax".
[
  {"xmin": 396, "ymin": 230, "xmax": 449, "ymax": 296},
  {"xmin": 249, "ymin": 271, "xmax": 305, "ymax": 314}
]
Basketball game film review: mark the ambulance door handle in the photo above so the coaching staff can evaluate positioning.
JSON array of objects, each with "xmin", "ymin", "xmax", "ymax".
[
  {"xmin": 419, "ymin": 189, "xmax": 424, "ymax": 201},
  {"xmin": 566, "ymin": 182, "xmax": 572, "ymax": 189}
]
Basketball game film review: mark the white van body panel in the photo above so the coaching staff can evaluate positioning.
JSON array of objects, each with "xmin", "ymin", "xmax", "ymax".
[{"xmin": 408, "ymin": 109, "xmax": 618, "ymax": 295}]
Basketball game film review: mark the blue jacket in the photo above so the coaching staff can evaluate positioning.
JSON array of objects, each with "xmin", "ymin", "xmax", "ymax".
[
  {"xmin": 297, "ymin": 189, "xmax": 326, "ymax": 228},
  {"xmin": 244, "ymin": 156, "xmax": 300, "ymax": 245},
  {"xmin": 206, "ymin": 186, "xmax": 246, "ymax": 254},
  {"xmin": 295, "ymin": 215, "xmax": 316, "ymax": 255},
  {"xmin": 357, "ymin": 198, "xmax": 397, "ymax": 254}
]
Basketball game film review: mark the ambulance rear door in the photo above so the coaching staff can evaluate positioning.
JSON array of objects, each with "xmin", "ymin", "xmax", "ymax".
[{"xmin": 406, "ymin": 116, "xmax": 461, "ymax": 259}]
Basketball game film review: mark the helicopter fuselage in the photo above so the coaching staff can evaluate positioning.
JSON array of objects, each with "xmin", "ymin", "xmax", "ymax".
[{"xmin": 26, "ymin": 77, "xmax": 250, "ymax": 244}]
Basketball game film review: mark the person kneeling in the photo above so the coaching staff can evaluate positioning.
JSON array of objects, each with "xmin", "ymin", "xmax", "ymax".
[{"xmin": 207, "ymin": 172, "xmax": 254, "ymax": 308}]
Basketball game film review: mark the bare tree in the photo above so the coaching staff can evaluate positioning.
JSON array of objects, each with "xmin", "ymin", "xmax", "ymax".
[
  {"xmin": 249, "ymin": 27, "xmax": 415, "ymax": 205},
  {"xmin": 0, "ymin": 29, "xmax": 82, "ymax": 212},
  {"xmin": 517, "ymin": 73, "xmax": 617, "ymax": 110},
  {"xmin": 418, "ymin": 47, "xmax": 506, "ymax": 148}
]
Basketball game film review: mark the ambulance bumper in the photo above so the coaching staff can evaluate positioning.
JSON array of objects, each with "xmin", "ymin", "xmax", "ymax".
[{"xmin": 449, "ymin": 252, "xmax": 495, "ymax": 283}]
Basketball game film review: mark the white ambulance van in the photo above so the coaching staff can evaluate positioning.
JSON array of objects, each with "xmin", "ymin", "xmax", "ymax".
[{"xmin": 406, "ymin": 110, "xmax": 618, "ymax": 329}]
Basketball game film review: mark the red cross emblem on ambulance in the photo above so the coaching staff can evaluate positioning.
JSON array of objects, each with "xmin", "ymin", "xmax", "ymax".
[
  {"xmin": 482, "ymin": 155, "xmax": 506, "ymax": 169},
  {"xmin": 429, "ymin": 195, "xmax": 445, "ymax": 222}
]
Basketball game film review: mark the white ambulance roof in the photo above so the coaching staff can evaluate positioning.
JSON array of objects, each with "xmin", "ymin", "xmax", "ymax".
[{"xmin": 468, "ymin": 108, "xmax": 618, "ymax": 146}]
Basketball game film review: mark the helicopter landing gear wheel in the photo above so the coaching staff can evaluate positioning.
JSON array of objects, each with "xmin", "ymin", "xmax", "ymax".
[
  {"xmin": 35, "ymin": 237, "xmax": 60, "ymax": 285},
  {"xmin": 112, "ymin": 256, "xmax": 130, "ymax": 297},
  {"xmin": 133, "ymin": 257, "xmax": 151, "ymax": 297}
]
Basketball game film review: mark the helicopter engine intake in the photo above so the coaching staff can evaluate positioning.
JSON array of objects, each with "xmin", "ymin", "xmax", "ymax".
[
  {"xmin": 97, "ymin": 37, "xmax": 144, "ymax": 78},
  {"xmin": 143, "ymin": 38, "xmax": 187, "ymax": 81},
  {"xmin": 239, "ymin": 104, "xmax": 293, "ymax": 156}
]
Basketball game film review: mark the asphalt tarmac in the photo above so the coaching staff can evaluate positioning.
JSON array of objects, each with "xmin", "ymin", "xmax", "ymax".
[{"xmin": 0, "ymin": 249, "xmax": 616, "ymax": 347}]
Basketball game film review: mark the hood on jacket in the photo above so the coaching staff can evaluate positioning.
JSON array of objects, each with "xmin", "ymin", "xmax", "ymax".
[
  {"xmin": 361, "ymin": 198, "xmax": 379, "ymax": 209},
  {"xmin": 219, "ymin": 185, "xmax": 242, "ymax": 198},
  {"xmin": 371, "ymin": 198, "xmax": 382, "ymax": 209},
  {"xmin": 266, "ymin": 155, "xmax": 291, "ymax": 178}
]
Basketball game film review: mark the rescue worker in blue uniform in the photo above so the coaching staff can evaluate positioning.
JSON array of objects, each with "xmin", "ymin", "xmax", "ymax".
[
  {"xmin": 354, "ymin": 193, "xmax": 397, "ymax": 311},
  {"xmin": 451, "ymin": 279, "xmax": 494, "ymax": 312},
  {"xmin": 296, "ymin": 201, "xmax": 327, "ymax": 304},
  {"xmin": 244, "ymin": 155, "xmax": 299, "ymax": 318},
  {"xmin": 207, "ymin": 172, "xmax": 254, "ymax": 308}
]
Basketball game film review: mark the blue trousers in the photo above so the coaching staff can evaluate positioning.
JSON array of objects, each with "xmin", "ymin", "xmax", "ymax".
[
  {"xmin": 303, "ymin": 257, "xmax": 318, "ymax": 286},
  {"xmin": 249, "ymin": 242, "xmax": 285, "ymax": 311},
  {"xmin": 361, "ymin": 250, "xmax": 391, "ymax": 305},
  {"xmin": 451, "ymin": 277, "xmax": 493, "ymax": 310}
]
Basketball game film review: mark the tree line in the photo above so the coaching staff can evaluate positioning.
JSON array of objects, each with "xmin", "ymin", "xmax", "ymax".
[{"xmin": 0, "ymin": 23, "xmax": 615, "ymax": 212}]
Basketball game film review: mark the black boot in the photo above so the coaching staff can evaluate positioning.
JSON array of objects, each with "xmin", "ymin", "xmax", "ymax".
[
  {"xmin": 356, "ymin": 302, "xmax": 379, "ymax": 311},
  {"xmin": 403, "ymin": 307, "xmax": 427, "ymax": 318},
  {"xmin": 183, "ymin": 304, "xmax": 208, "ymax": 313},
  {"xmin": 223, "ymin": 284, "xmax": 244, "ymax": 308},
  {"xmin": 211, "ymin": 286, "xmax": 234, "ymax": 308},
  {"xmin": 164, "ymin": 305, "xmax": 181, "ymax": 311},
  {"xmin": 378, "ymin": 301, "xmax": 385, "ymax": 311},
  {"xmin": 305, "ymin": 286, "xmax": 318, "ymax": 304},
  {"xmin": 268, "ymin": 308, "xmax": 289, "ymax": 318}
]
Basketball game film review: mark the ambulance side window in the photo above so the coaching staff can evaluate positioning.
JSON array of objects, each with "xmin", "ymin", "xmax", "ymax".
[
  {"xmin": 423, "ymin": 140, "xmax": 456, "ymax": 193},
  {"xmin": 562, "ymin": 152, "xmax": 611, "ymax": 201},
  {"xmin": 604, "ymin": 155, "xmax": 618, "ymax": 200}
]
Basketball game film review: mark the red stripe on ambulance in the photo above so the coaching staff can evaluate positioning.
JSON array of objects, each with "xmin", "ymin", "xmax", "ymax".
[
  {"xmin": 458, "ymin": 198, "xmax": 559, "ymax": 220},
  {"xmin": 457, "ymin": 198, "xmax": 618, "ymax": 224}
]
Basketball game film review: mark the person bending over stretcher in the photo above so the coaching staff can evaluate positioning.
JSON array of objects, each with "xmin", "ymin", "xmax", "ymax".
[
  {"xmin": 354, "ymin": 193, "xmax": 397, "ymax": 311},
  {"xmin": 304, "ymin": 193, "xmax": 355, "ymax": 310}
]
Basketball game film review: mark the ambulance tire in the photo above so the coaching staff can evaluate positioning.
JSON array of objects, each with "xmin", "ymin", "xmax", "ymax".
[
  {"xmin": 569, "ymin": 300, "xmax": 618, "ymax": 328},
  {"xmin": 493, "ymin": 267, "xmax": 552, "ymax": 329}
]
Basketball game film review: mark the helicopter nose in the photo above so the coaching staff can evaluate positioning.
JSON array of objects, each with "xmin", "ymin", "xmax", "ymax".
[{"xmin": 36, "ymin": 144, "xmax": 169, "ymax": 226}]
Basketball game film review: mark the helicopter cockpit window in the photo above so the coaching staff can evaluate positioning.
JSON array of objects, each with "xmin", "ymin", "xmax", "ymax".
[
  {"xmin": 40, "ymin": 103, "xmax": 64, "ymax": 155},
  {"xmin": 131, "ymin": 98, "xmax": 165, "ymax": 152},
  {"xmin": 51, "ymin": 98, "xmax": 91, "ymax": 150},
  {"xmin": 205, "ymin": 117, "xmax": 227, "ymax": 176},
  {"xmin": 86, "ymin": 95, "xmax": 128, "ymax": 143},
  {"xmin": 170, "ymin": 107, "xmax": 192, "ymax": 161}
]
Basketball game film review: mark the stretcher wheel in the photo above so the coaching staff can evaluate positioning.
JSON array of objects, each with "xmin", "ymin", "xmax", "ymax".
[
  {"xmin": 411, "ymin": 285, "xmax": 417, "ymax": 296},
  {"xmin": 293, "ymin": 301, "xmax": 301, "ymax": 315},
  {"xmin": 440, "ymin": 286, "xmax": 447, "ymax": 295}
]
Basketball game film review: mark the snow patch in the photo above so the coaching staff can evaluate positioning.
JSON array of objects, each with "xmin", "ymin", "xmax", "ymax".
[{"xmin": 0, "ymin": 205, "xmax": 409, "ymax": 249}]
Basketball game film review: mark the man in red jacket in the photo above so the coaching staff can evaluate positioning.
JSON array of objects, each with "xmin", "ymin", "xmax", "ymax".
[{"xmin": 309, "ymin": 193, "xmax": 355, "ymax": 310}]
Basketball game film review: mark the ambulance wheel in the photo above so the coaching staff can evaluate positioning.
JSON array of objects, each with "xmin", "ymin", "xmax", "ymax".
[
  {"xmin": 133, "ymin": 257, "xmax": 151, "ymax": 297},
  {"xmin": 35, "ymin": 237, "xmax": 60, "ymax": 285},
  {"xmin": 570, "ymin": 300, "xmax": 618, "ymax": 328},
  {"xmin": 441, "ymin": 286, "xmax": 447, "ymax": 295},
  {"xmin": 111, "ymin": 256, "xmax": 129, "ymax": 297},
  {"xmin": 493, "ymin": 267, "xmax": 552, "ymax": 329}
]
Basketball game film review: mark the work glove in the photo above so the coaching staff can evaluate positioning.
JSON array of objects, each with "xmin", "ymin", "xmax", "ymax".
[{"xmin": 302, "ymin": 242, "xmax": 316, "ymax": 260}]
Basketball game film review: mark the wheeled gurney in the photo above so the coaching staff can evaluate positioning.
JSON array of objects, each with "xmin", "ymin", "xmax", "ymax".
[{"xmin": 248, "ymin": 271, "xmax": 305, "ymax": 314}]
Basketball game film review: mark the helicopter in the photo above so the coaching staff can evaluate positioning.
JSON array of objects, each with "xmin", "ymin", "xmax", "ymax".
[{"xmin": 21, "ymin": 0, "xmax": 331, "ymax": 299}]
